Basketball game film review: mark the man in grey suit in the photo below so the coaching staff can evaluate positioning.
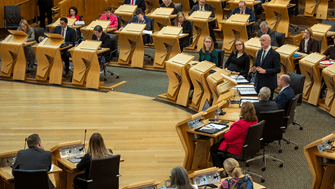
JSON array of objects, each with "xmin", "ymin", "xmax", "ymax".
[
  {"xmin": 12, "ymin": 134, "xmax": 55, "ymax": 189},
  {"xmin": 256, "ymin": 21, "xmax": 278, "ymax": 47},
  {"xmin": 253, "ymin": 87, "xmax": 278, "ymax": 118}
]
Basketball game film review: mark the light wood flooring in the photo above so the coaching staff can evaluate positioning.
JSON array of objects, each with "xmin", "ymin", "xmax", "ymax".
[{"xmin": 0, "ymin": 80, "xmax": 191, "ymax": 188}]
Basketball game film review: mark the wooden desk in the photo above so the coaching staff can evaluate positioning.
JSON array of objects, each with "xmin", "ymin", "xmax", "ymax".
[
  {"xmin": 311, "ymin": 24, "xmax": 331, "ymax": 53},
  {"xmin": 206, "ymin": 0, "xmax": 226, "ymax": 31},
  {"xmin": 174, "ymin": 0, "xmax": 191, "ymax": 16},
  {"xmin": 304, "ymin": 0, "xmax": 328, "ymax": 20},
  {"xmin": 0, "ymin": 30, "xmax": 28, "ymax": 81},
  {"xmin": 123, "ymin": 180, "xmax": 161, "ymax": 189},
  {"xmin": 320, "ymin": 63, "xmax": 335, "ymax": 116},
  {"xmin": 299, "ymin": 53, "xmax": 326, "ymax": 106},
  {"xmin": 47, "ymin": 18, "xmax": 77, "ymax": 32},
  {"xmin": 144, "ymin": 0, "xmax": 160, "ymax": 13},
  {"xmin": 244, "ymin": 37, "xmax": 261, "ymax": 58},
  {"xmin": 187, "ymin": 11, "xmax": 212, "ymax": 51},
  {"xmin": 80, "ymin": 20, "xmax": 111, "ymax": 40},
  {"xmin": 304, "ymin": 132, "xmax": 335, "ymax": 189},
  {"xmin": 114, "ymin": 5, "xmax": 138, "ymax": 27},
  {"xmin": 228, "ymin": 0, "xmax": 262, "ymax": 11},
  {"xmin": 276, "ymin": 44, "xmax": 299, "ymax": 73},
  {"xmin": 220, "ymin": 14, "xmax": 249, "ymax": 54},
  {"xmin": 148, "ymin": 7, "xmax": 175, "ymax": 32}
]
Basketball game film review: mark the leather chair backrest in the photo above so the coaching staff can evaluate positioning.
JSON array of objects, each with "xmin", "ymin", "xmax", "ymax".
[
  {"xmin": 216, "ymin": 49, "xmax": 225, "ymax": 68},
  {"xmin": 275, "ymin": 32, "xmax": 285, "ymax": 47},
  {"xmin": 4, "ymin": 5, "xmax": 21, "ymax": 29},
  {"xmin": 14, "ymin": 169, "xmax": 49, "ymax": 189},
  {"xmin": 32, "ymin": 27, "xmax": 45, "ymax": 42},
  {"xmin": 322, "ymin": 20, "xmax": 335, "ymax": 32},
  {"xmin": 87, "ymin": 155, "xmax": 121, "ymax": 189},
  {"xmin": 287, "ymin": 72, "xmax": 305, "ymax": 105},
  {"xmin": 259, "ymin": 110, "xmax": 285, "ymax": 143},
  {"xmin": 117, "ymin": 15, "xmax": 122, "ymax": 29},
  {"xmin": 316, "ymin": 39, "xmax": 322, "ymax": 53},
  {"xmin": 241, "ymin": 120, "xmax": 265, "ymax": 159},
  {"xmin": 188, "ymin": 21, "xmax": 193, "ymax": 46},
  {"xmin": 174, "ymin": 3, "xmax": 183, "ymax": 13},
  {"xmin": 284, "ymin": 94, "xmax": 300, "ymax": 128}
]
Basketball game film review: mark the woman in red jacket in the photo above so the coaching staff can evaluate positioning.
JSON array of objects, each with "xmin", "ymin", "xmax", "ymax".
[{"xmin": 210, "ymin": 101, "xmax": 258, "ymax": 168}]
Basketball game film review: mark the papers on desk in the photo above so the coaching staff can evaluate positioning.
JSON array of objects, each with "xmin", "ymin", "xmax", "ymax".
[
  {"xmin": 237, "ymin": 86, "xmax": 257, "ymax": 96},
  {"xmin": 142, "ymin": 30, "xmax": 152, "ymax": 35},
  {"xmin": 320, "ymin": 60, "xmax": 334, "ymax": 65},
  {"xmin": 194, "ymin": 123, "xmax": 228, "ymax": 134},
  {"xmin": 75, "ymin": 21, "xmax": 85, "ymax": 25},
  {"xmin": 49, "ymin": 164, "xmax": 54, "ymax": 172},
  {"xmin": 240, "ymin": 97, "xmax": 259, "ymax": 107},
  {"xmin": 68, "ymin": 156, "xmax": 83, "ymax": 163},
  {"xmin": 231, "ymin": 75, "xmax": 250, "ymax": 84}
]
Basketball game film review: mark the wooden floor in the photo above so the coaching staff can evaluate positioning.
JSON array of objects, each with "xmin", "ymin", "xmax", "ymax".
[{"xmin": 0, "ymin": 80, "xmax": 191, "ymax": 188}]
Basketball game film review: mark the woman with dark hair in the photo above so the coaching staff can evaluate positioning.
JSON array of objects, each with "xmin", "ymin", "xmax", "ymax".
[
  {"xmin": 169, "ymin": 166, "xmax": 196, "ymax": 189},
  {"xmin": 224, "ymin": 39, "xmax": 250, "ymax": 78},
  {"xmin": 199, "ymin": 36, "xmax": 218, "ymax": 66},
  {"xmin": 99, "ymin": 6, "xmax": 118, "ymax": 32},
  {"xmin": 174, "ymin": 11, "xmax": 192, "ymax": 52},
  {"xmin": 73, "ymin": 133, "xmax": 113, "ymax": 187},
  {"xmin": 210, "ymin": 102, "xmax": 258, "ymax": 168},
  {"xmin": 67, "ymin": 6, "xmax": 80, "ymax": 21},
  {"xmin": 220, "ymin": 158, "xmax": 253, "ymax": 189},
  {"xmin": 92, "ymin": 25, "xmax": 112, "ymax": 62}
]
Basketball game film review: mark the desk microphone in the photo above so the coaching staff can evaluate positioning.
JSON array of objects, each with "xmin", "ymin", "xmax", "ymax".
[
  {"xmin": 23, "ymin": 138, "xmax": 27, "ymax": 149},
  {"xmin": 81, "ymin": 130, "xmax": 87, "ymax": 152}
]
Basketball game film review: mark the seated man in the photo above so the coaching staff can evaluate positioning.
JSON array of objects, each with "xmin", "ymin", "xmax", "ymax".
[
  {"xmin": 253, "ymin": 86, "xmax": 278, "ymax": 118},
  {"xmin": 12, "ymin": 134, "xmax": 55, "ymax": 189},
  {"xmin": 123, "ymin": 0, "xmax": 146, "ymax": 12},
  {"xmin": 119, "ymin": 8, "xmax": 151, "ymax": 44},
  {"xmin": 189, "ymin": 0, "xmax": 217, "ymax": 45},
  {"xmin": 39, "ymin": 17, "xmax": 76, "ymax": 78},
  {"xmin": 92, "ymin": 25, "xmax": 112, "ymax": 65},
  {"xmin": 274, "ymin": 74, "xmax": 295, "ymax": 112},
  {"xmin": 228, "ymin": 1, "xmax": 256, "ymax": 35},
  {"xmin": 256, "ymin": 21, "xmax": 278, "ymax": 47}
]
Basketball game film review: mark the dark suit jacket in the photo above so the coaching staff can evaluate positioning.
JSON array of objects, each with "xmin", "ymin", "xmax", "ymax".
[
  {"xmin": 12, "ymin": 147, "xmax": 54, "ymax": 189},
  {"xmin": 256, "ymin": 28, "xmax": 278, "ymax": 47},
  {"xmin": 127, "ymin": 15, "xmax": 151, "ymax": 30},
  {"xmin": 123, "ymin": 0, "xmax": 146, "ymax": 12},
  {"xmin": 253, "ymin": 48, "xmax": 281, "ymax": 91},
  {"xmin": 173, "ymin": 20, "xmax": 192, "ymax": 44},
  {"xmin": 229, "ymin": 7, "xmax": 256, "ymax": 33},
  {"xmin": 253, "ymin": 100, "xmax": 278, "ymax": 118},
  {"xmin": 188, "ymin": 4, "xmax": 215, "ymax": 17},
  {"xmin": 298, "ymin": 38, "xmax": 318, "ymax": 54},
  {"xmin": 92, "ymin": 32, "xmax": 112, "ymax": 62},
  {"xmin": 51, "ymin": 26, "xmax": 76, "ymax": 45},
  {"xmin": 274, "ymin": 86, "xmax": 295, "ymax": 112}
]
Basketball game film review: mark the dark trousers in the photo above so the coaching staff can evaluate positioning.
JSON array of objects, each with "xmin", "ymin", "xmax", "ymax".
[
  {"xmin": 208, "ymin": 21, "xmax": 216, "ymax": 42},
  {"xmin": 179, "ymin": 37, "xmax": 190, "ymax": 52},
  {"xmin": 210, "ymin": 138, "xmax": 235, "ymax": 168},
  {"xmin": 61, "ymin": 49, "xmax": 71, "ymax": 72},
  {"xmin": 73, "ymin": 173, "xmax": 87, "ymax": 189},
  {"xmin": 24, "ymin": 46, "xmax": 36, "ymax": 66},
  {"xmin": 39, "ymin": 5, "xmax": 52, "ymax": 28}
]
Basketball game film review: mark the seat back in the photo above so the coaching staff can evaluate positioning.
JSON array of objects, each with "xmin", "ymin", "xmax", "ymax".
[
  {"xmin": 32, "ymin": 27, "xmax": 44, "ymax": 42},
  {"xmin": 315, "ymin": 39, "xmax": 322, "ymax": 53},
  {"xmin": 216, "ymin": 49, "xmax": 225, "ymax": 68},
  {"xmin": 117, "ymin": 15, "xmax": 122, "ymax": 29},
  {"xmin": 259, "ymin": 110, "xmax": 285, "ymax": 143},
  {"xmin": 14, "ymin": 169, "xmax": 49, "ymax": 189},
  {"xmin": 287, "ymin": 72, "xmax": 305, "ymax": 105},
  {"xmin": 4, "ymin": 5, "xmax": 21, "ymax": 29},
  {"xmin": 188, "ymin": 21, "xmax": 193, "ymax": 46},
  {"xmin": 275, "ymin": 32, "xmax": 285, "ymax": 47},
  {"xmin": 283, "ymin": 94, "xmax": 300, "ymax": 128},
  {"xmin": 87, "ymin": 154, "xmax": 121, "ymax": 189},
  {"xmin": 174, "ymin": 3, "xmax": 183, "ymax": 13},
  {"xmin": 109, "ymin": 33, "xmax": 119, "ymax": 57},
  {"xmin": 322, "ymin": 20, "xmax": 335, "ymax": 32},
  {"xmin": 241, "ymin": 120, "xmax": 265, "ymax": 160}
]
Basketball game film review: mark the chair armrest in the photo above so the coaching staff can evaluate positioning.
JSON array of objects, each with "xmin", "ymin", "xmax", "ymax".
[
  {"xmin": 77, "ymin": 177, "xmax": 93, "ymax": 183},
  {"xmin": 117, "ymin": 174, "xmax": 122, "ymax": 177}
]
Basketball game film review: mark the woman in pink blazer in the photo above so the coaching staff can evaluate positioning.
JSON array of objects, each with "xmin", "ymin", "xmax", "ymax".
[{"xmin": 99, "ymin": 6, "xmax": 118, "ymax": 32}]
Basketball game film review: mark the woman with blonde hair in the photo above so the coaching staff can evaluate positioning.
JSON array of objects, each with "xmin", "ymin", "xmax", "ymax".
[
  {"xmin": 74, "ymin": 133, "xmax": 113, "ymax": 187},
  {"xmin": 298, "ymin": 27, "xmax": 318, "ymax": 54},
  {"xmin": 210, "ymin": 102, "xmax": 258, "ymax": 168},
  {"xmin": 224, "ymin": 39, "xmax": 250, "ymax": 77},
  {"xmin": 220, "ymin": 158, "xmax": 253, "ymax": 189},
  {"xmin": 199, "ymin": 36, "xmax": 218, "ymax": 66},
  {"xmin": 169, "ymin": 166, "xmax": 196, "ymax": 189},
  {"xmin": 17, "ymin": 19, "xmax": 36, "ymax": 68}
]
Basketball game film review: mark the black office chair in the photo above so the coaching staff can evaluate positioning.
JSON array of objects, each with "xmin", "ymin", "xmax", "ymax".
[
  {"xmin": 14, "ymin": 169, "xmax": 49, "ymax": 189},
  {"xmin": 143, "ymin": 18, "xmax": 154, "ymax": 61},
  {"xmin": 322, "ymin": 20, "xmax": 335, "ymax": 46},
  {"xmin": 287, "ymin": 73, "xmax": 305, "ymax": 130},
  {"xmin": 4, "ymin": 5, "xmax": 22, "ymax": 30},
  {"xmin": 251, "ymin": 110, "xmax": 285, "ymax": 171},
  {"xmin": 174, "ymin": 3, "xmax": 183, "ymax": 13},
  {"xmin": 282, "ymin": 94, "xmax": 301, "ymax": 150},
  {"xmin": 315, "ymin": 39, "xmax": 322, "ymax": 53},
  {"xmin": 74, "ymin": 155, "xmax": 121, "ymax": 189},
  {"xmin": 116, "ymin": 15, "xmax": 122, "ymax": 30},
  {"xmin": 219, "ymin": 120, "xmax": 266, "ymax": 183},
  {"xmin": 275, "ymin": 32, "xmax": 285, "ymax": 47},
  {"xmin": 216, "ymin": 49, "xmax": 225, "ymax": 68}
]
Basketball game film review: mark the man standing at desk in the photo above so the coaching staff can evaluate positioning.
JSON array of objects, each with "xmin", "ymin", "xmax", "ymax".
[
  {"xmin": 39, "ymin": 17, "xmax": 76, "ymax": 78},
  {"xmin": 250, "ymin": 34, "xmax": 281, "ymax": 100},
  {"xmin": 228, "ymin": 1, "xmax": 256, "ymax": 35},
  {"xmin": 253, "ymin": 87, "xmax": 278, "ymax": 118},
  {"xmin": 274, "ymin": 74, "xmax": 295, "ymax": 112},
  {"xmin": 12, "ymin": 134, "xmax": 55, "ymax": 189},
  {"xmin": 123, "ymin": 0, "xmax": 146, "ymax": 12},
  {"xmin": 189, "ymin": 0, "xmax": 217, "ymax": 46}
]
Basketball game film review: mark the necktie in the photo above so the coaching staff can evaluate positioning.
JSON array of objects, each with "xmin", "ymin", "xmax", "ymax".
[
  {"xmin": 201, "ymin": 6, "xmax": 204, "ymax": 11},
  {"xmin": 61, "ymin": 29, "xmax": 64, "ymax": 37},
  {"xmin": 261, "ymin": 49, "xmax": 266, "ymax": 66},
  {"xmin": 131, "ymin": 0, "xmax": 135, "ymax": 5}
]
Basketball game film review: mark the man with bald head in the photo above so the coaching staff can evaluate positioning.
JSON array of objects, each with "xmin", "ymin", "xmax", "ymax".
[
  {"xmin": 274, "ymin": 74, "xmax": 295, "ymax": 113},
  {"xmin": 250, "ymin": 34, "xmax": 281, "ymax": 100}
]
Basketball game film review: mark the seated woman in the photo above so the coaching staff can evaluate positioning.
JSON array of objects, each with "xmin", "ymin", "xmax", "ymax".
[
  {"xmin": 210, "ymin": 102, "xmax": 258, "ymax": 168},
  {"xmin": 74, "ymin": 133, "xmax": 113, "ymax": 188},
  {"xmin": 174, "ymin": 12, "xmax": 192, "ymax": 52},
  {"xmin": 199, "ymin": 36, "xmax": 218, "ymax": 66},
  {"xmin": 67, "ymin": 6, "xmax": 80, "ymax": 21},
  {"xmin": 169, "ymin": 166, "xmax": 197, "ymax": 189},
  {"xmin": 220, "ymin": 158, "xmax": 253, "ymax": 189},
  {"xmin": 298, "ymin": 27, "xmax": 318, "ymax": 54},
  {"xmin": 17, "ymin": 19, "xmax": 36, "ymax": 69},
  {"xmin": 160, "ymin": 0, "xmax": 177, "ymax": 14},
  {"xmin": 224, "ymin": 39, "xmax": 250, "ymax": 78},
  {"xmin": 99, "ymin": 6, "xmax": 118, "ymax": 33},
  {"xmin": 324, "ymin": 36, "xmax": 335, "ymax": 61},
  {"xmin": 92, "ymin": 25, "xmax": 112, "ymax": 63}
]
